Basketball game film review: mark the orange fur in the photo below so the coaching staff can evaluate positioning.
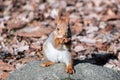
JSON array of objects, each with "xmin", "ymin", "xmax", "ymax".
[
  {"xmin": 54, "ymin": 15, "xmax": 70, "ymax": 40},
  {"xmin": 54, "ymin": 38, "xmax": 71, "ymax": 49},
  {"xmin": 40, "ymin": 61, "xmax": 55, "ymax": 67},
  {"xmin": 66, "ymin": 62, "xmax": 74, "ymax": 74},
  {"xmin": 54, "ymin": 38, "xmax": 63, "ymax": 49}
]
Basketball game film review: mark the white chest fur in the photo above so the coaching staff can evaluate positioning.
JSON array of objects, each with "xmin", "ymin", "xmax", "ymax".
[{"xmin": 43, "ymin": 42, "xmax": 71, "ymax": 65}]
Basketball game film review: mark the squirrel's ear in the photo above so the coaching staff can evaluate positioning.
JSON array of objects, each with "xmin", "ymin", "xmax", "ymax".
[{"xmin": 56, "ymin": 10, "xmax": 63, "ymax": 21}]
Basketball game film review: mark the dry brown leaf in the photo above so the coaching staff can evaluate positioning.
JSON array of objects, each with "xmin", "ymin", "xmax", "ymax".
[
  {"xmin": 1, "ymin": 72, "xmax": 9, "ymax": 80},
  {"xmin": 102, "ymin": 14, "xmax": 120, "ymax": 21},
  {"xmin": 36, "ymin": 50, "xmax": 43, "ymax": 59},
  {"xmin": 71, "ymin": 51, "xmax": 77, "ymax": 58},
  {"xmin": 7, "ymin": 21, "xmax": 26, "ymax": 30},
  {"xmin": 95, "ymin": 42, "xmax": 110, "ymax": 51},
  {"xmin": 74, "ymin": 44, "xmax": 86, "ymax": 52},
  {"xmin": 0, "ymin": 60, "xmax": 15, "ymax": 71},
  {"xmin": 71, "ymin": 23, "xmax": 83, "ymax": 35},
  {"xmin": 107, "ymin": 8, "xmax": 116, "ymax": 16},
  {"xmin": 109, "ymin": 60, "xmax": 120, "ymax": 68},
  {"xmin": 14, "ymin": 26, "xmax": 53, "ymax": 37},
  {"xmin": 30, "ymin": 43, "xmax": 42, "ymax": 50},
  {"xmin": 0, "ymin": 27, "xmax": 3, "ymax": 33},
  {"xmin": 118, "ymin": 52, "xmax": 120, "ymax": 60},
  {"xmin": 99, "ymin": 24, "xmax": 113, "ymax": 34}
]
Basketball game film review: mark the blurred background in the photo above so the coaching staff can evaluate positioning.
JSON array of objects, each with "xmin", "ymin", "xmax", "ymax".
[{"xmin": 0, "ymin": 0, "xmax": 120, "ymax": 79}]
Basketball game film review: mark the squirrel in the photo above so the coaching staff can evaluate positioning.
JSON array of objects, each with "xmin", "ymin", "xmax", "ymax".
[{"xmin": 40, "ymin": 15, "xmax": 74, "ymax": 74}]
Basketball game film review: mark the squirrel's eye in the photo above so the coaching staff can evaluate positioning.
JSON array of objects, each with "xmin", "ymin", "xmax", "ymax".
[{"xmin": 57, "ymin": 28, "xmax": 59, "ymax": 31}]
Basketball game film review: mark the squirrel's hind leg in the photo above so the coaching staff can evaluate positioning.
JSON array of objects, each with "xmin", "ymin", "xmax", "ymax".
[
  {"xmin": 66, "ymin": 62, "xmax": 74, "ymax": 74},
  {"xmin": 40, "ymin": 61, "xmax": 55, "ymax": 67}
]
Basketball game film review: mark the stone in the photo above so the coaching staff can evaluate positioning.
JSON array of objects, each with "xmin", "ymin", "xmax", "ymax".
[{"xmin": 6, "ymin": 61, "xmax": 120, "ymax": 80}]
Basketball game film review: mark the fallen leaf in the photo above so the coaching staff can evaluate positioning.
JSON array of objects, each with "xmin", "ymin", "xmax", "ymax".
[
  {"xmin": 1, "ymin": 72, "xmax": 9, "ymax": 80},
  {"xmin": 85, "ymin": 24, "xmax": 99, "ymax": 34},
  {"xmin": 15, "ymin": 26, "xmax": 53, "ymax": 37},
  {"xmin": 79, "ymin": 36, "xmax": 96, "ymax": 44},
  {"xmin": 102, "ymin": 14, "xmax": 120, "ymax": 21},
  {"xmin": 74, "ymin": 44, "xmax": 86, "ymax": 52},
  {"xmin": 17, "ymin": 45, "xmax": 29, "ymax": 52},
  {"xmin": 6, "ymin": 20, "xmax": 26, "ymax": 31},
  {"xmin": 71, "ymin": 23, "xmax": 83, "ymax": 35}
]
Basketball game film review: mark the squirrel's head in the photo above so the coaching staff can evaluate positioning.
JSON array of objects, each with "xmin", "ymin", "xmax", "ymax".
[{"xmin": 54, "ymin": 16, "xmax": 71, "ymax": 38}]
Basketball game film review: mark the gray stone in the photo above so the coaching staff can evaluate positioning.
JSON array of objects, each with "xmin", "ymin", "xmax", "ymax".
[{"xmin": 6, "ymin": 61, "xmax": 120, "ymax": 80}]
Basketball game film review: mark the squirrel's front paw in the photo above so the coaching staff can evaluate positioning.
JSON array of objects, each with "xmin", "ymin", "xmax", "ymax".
[{"xmin": 63, "ymin": 38, "xmax": 71, "ymax": 43}]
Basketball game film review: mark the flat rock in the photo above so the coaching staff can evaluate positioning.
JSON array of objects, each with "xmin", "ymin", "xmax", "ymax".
[{"xmin": 6, "ymin": 61, "xmax": 120, "ymax": 80}]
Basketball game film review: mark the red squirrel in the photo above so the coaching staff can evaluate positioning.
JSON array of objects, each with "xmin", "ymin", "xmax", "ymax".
[{"xmin": 40, "ymin": 15, "xmax": 74, "ymax": 74}]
